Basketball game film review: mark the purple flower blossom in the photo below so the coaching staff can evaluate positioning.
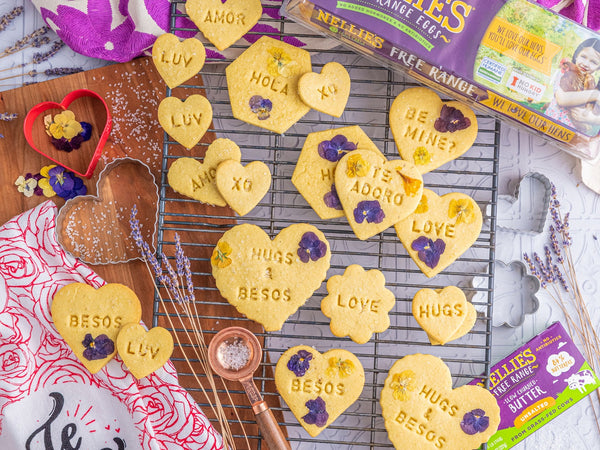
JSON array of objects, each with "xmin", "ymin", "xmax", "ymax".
[
  {"xmin": 302, "ymin": 397, "xmax": 329, "ymax": 427},
  {"xmin": 82, "ymin": 333, "xmax": 114, "ymax": 361},
  {"xmin": 249, "ymin": 95, "xmax": 273, "ymax": 120},
  {"xmin": 297, "ymin": 232, "xmax": 327, "ymax": 263},
  {"xmin": 460, "ymin": 409, "xmax": 489, "ymax": 435},
  {"xmin": 318, "ymin": 135, "xmax": 357, "ymax": 162},
  {"xmin": 24, "ymin": 173, "xmax": 44, "ymax": 196},
  {"xmin": 48, "ymin": 166, "xmax": 87, "ymax": 200},
  {"xmin": 323, "ymin": 184, "xmax": 342, "ymax": 210},
  {"xmin": 287, "ymin": 349, "xmax": 313, "ymax": 377},
  {"xmin": 353, "ymin": 200, "xmax": 385, "ymax": 224},
  {"xmin": 434, "ymin": 104, "xmax": 471, "ymax": 133},
  {"xmin": 411, "ymin": 236, "xmax": 446, "ymax": 269}
]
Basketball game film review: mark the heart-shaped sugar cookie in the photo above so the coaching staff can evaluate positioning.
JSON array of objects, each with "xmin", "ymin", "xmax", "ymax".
[
  {"xmin": 51, "ymin": 283, "xmax": 142, "ymax": 374},
  {"xmin": 335, "ymin": 150, "xmax": 423, "ymax": 240},
  {"xmin": 429, "ymin": 300, "xmax": 477, "ymax": 346},
  {"xmin": 381, "ymin": 354, "xmax": 500, "ymax": 450},
  {"xmin": 412, "ymin": 286, "xmax": 469, "ymax": 345},
  {"xmin": 158, "ymin": 94, "xmax": 213, "ymax": 149},
  {"xmin": 116, "ymin": 323, "xmax": 174, "ymax": 379},
  {"xmin": 152, "ymin": 33, "xmax": 206, "ymax": 89},
  {"xmin": 390, "ymin": 87, "xmax": 478, "ymax": 174},
  {"xmin": 394, "ymin": 189, "xmax": 483, "ymax": 277},
  {"xmin": 168, "ymin": 138, "xmax": 242, "ymax": 206},
  {"xmin": 211, "ymin": 223, "xmax": 331, "ymax": 331},
  {"xmin": 298, "ymin": 62, "xmax": 351, "ymax": 117},
  {"xmin": 216, "ymin": 160, "xmax": 271, "ymax": 216},
  {"xmin": 275, "ymin": 346, "xmax": 365, "ymax": 437},
  {"xmin": 186, "ymin": 0, "xmax": 263, "ymax": 51}
]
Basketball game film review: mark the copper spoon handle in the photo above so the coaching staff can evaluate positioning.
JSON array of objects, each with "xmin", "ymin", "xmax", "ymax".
[{"xmin": 240, "ymin": 378, "xmax": 291, "ymax": 450}]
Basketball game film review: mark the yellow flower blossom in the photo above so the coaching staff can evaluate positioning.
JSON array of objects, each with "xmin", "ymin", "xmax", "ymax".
[
  {"xmin": 326, "ymin": 357, "xmax": 355, "ymax": 378},
  {"xmin": 14, "ymin": 176, "xmax": 37, "ymax": 197},
  {"xmin": 397, "ymin": 170, "xmax": 422, "ymax": 197},
  {"xmin": 415, "ymin": 195, "xmax": 429, "ymax": 214},
  {"xmin": 37, "ymin": 165, "xmax": 58, "ymax": 197},
  {"xmin": 448, "ymin": 198, "xmax": 475, "ymax": 224},
  {"xmin": 390, "ymin": 370, "xmax": 416, "ymax": 401},
  {"xmin": 413, "ymin": 146, "xmax": 432, "ymax": 165},
  {"xmin": 211, "ymin": 241, "xmax": 232, "ymax": 268},
  {"xmin": 346, "ymin": 153, "xmax": 370, "ymax": 177},
  {"xmin": 267, "ymin": 47, "xmax": 293, "ymax": 78},
  {"xmin": 48, "ymin": 110, "xmax": 83, "ymax": 140}
]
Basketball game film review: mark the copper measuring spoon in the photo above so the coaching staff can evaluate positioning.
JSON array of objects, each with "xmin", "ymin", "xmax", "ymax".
[{"xmin": 208, "ymin": 326, "xmax": 291, "ymax": 450}]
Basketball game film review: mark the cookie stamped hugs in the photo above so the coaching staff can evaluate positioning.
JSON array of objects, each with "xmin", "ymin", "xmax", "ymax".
[{"xmin": 211, "ymin": 223, "xmax": 331, "ymax": 331}]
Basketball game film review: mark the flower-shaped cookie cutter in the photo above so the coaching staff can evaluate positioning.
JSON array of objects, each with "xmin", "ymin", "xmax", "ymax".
[
  {"xmin": 470, "ymin": 260, "xmax": 540, "ymax": 327},
  {"xmin": 23, "ymin": 89, "xmax": 112, "ymax": 178},
  {"xmin": 485, "ymin": 172, "xmax": 552, "ymax": 234}
]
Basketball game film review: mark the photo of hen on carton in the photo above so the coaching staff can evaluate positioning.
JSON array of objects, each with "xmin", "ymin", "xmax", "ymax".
[
  {"xmin": 283, "ymin": 0, "xmax": 600, "ymax": 160},
  {"xmin": 469, "ymin": 322, "xmax": 600, "ymax": 450}
]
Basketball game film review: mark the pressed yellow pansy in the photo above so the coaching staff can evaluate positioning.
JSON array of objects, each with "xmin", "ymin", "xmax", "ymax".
[
  {"xmin": 267, "ymin": 47, "xmax": 293, "ymax": 78},
  {"xmin": 49, "ymin": 110, "xmax": 83, "ymax": 140},
  {"xmin": 212, "ymin": 241, "xmax": 232, "ymax": 268},
  {"xmin": 413, "ymin": 146, "xmax": 432, "ymax": 165},
  {"xmin": 397, "ymin": 171, "xmax": 422, "ymax": 197},
  {"xmin": 449, "ymin": 198, "xmax": 475, "ymax": 224},
  {"xmin": 346, "ymin": 153, "xmax": 370, "ymax": 177},
  {"xmin": 14, "ymin": 175, "xmax": 37, "ymax": 197},
  {"xmin": 390, "ymin": 369, "xmax": 416, "ymax": 401},
  {"xmin": 326, "ymin": 357, "xmax": 355, "ymax": 378}
]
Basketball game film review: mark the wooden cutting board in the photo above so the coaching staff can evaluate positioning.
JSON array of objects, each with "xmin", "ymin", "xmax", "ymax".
[{"xmin": 0, "ymin": 57, "xmax": 281, "ymax": 448}]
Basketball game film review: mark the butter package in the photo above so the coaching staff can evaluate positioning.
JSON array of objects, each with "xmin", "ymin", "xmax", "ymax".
[
  {"xmin": 282, "ymin": 0, "xmax": 600, "ymax": 160},
  {"xmin": 469, "ymin": 322, "xmax": 600, "ymax": 450}
]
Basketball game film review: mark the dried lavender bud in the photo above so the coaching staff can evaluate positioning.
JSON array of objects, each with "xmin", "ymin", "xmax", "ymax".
[
  {"xmin": 0, "ymin": 112, "xmax": 17, "ymax": 121},
  {"xmin": 553, "ymin": 265, "xmax": 569, "ymax": 292},
  {"xmin": 32, "ymin": 40, "xmax": 64, "ymax": 64},
  {"xmin": 30, "ymin": 36, "xmax": 51, "ymax": 49},
  {"xmin": 0, "ymin": 6, "xmax": 24, "ymax": 32},
  {"xmin": 44, "ymin": 67, "xmax": 83, "ymax": 76},
  {"xmin": 0, "ymin": 26, "xmax": 50, "ymax": 58}
]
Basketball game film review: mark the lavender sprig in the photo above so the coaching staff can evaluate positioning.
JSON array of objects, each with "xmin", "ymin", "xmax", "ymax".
[
  {"xmin": 0, "ymin": 40, "xmax": 65, "ymax": 74},
  {"xmin": 0, "ymin": 26, "xmax": 50, "ymax": 59},
  {"xmin": 0, "ymin": 67, "xmax": 83, "ymax": 82},
  {"xmin": 0, "ymin": 112, "xmax": 17, "ymax": 121},
  {"xmin": 0, "ymin": 6, "xmax": 23, "ymax": 32}
]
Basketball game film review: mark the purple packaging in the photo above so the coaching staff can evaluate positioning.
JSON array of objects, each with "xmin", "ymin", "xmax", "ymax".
[
  {"xmin": 468, "ymin": 322, "xmax": 599, "ymax": 449},
  {"xmin": 283, "ymin": 0, "xmax": 600, "ymax": 161}
]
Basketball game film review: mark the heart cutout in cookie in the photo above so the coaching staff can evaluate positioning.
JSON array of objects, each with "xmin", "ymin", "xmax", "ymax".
[
  {"xmin": 152, "ymin": 33, "xmax": 206, "ymax": 89},
  {"xmin": 298, "ymin": 62, "xmax": 351, "ymax": 117},
  {"xmin": 51, "ymin": 283, "xmax": 142, "ymax": 374},
  {"xmin": 158, "ymin": 94, "xmax": 213, "ymax": 149},
  {"xmin": 380, "ymin": 354, "xmax": 500, "ymax": 449},
  {"xmin": 390, "ymin": 87, "xmax": 478, "ymax": 174},
  {"xmin": 116, "ymin": 323, "xmax": 174, "ymax": 379},
  {"xmin": 412, "ymin": 286, "xmax": 469, "ymax": 345},
  {"xmin": 216, "ymin": 160, "xmax": 271, "ymax": 216},
  {"xmin": 335, "ymin": 150, "xmax": 423, "ymax": 240},
  {"xmin": 394, "ymin": 189, "xmax": 483, "ymax": 278},
  {"xmin": 56, "ymin": 158, "xmax": 158, "ymax": 264},
  {"xmin": 275, "ymin": 346, "xmax": 365, "ymax": 437},
  {"xmin": 186, "ymin": 0, "xmax": 263, "ymax": 51},
  {"xmin": 23, "ymin": 89, "xmax": 112, "ymax": 178},
  {"xmin": 168, "ymin": 138, "xmax": 242, "ymax": 206},
  {"xmin": 211, "ymin": 223, "xmax": 331, "ymax": 331}
]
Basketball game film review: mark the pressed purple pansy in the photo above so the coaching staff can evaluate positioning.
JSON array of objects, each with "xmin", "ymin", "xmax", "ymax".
[
  {"xmin": 318, "ymin": 135, "xmax": 357, "ymax": 162},
  {"xmin": 82, "ymin": 333, "xmax": 114, "ymax": 361},
  {"xmin": 302, "ymin": 397, "xmax": 329, "ymax": 427},
  {"xmin": 460, "ymin": 408, "xmax": 490, "ymax": 435},
  {"xmin": 353, "ymin": 200, "xmax": 385, "ymax": 224},
  {"xmin": 298, "ymin": 232, "xmax": 327, "ymax": 263},
  {"xmin": 434, "ymin": 104, "xmax": 471, "ymax": 133},
  {"xmin": 48, "ymin": 166, "xmax": 87, "ymax": 200},
  {"xmin": 411, "ymin": 236, "xmax": 446, "ymax": 269},
  {"xmin": 287, "ymin": 349, "xmax": 313, "ymax": 377},
  {"xmin": 249, "ymin": 95, "xmax": 273, "ymax": 120},
  {"xmin": 323, "ymin": 184, "xmax": 342, "ymax": 210}
]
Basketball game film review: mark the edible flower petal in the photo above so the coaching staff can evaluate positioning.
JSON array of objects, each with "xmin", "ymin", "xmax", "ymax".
[
  {"xmin": 390, "ymin": 370, "xmax": 416, "ymax": 401},
  {"xmin": 411, "ymin": 236, "xmax": 446, "ymax": 269},
  {"xmin": 326, "ymin": 357, "xmax": 354, "ymax": 378},
  {"xmin": 318, "ymin": 135, "xmax": 357, "ymax": 162},
  {"xmin": 354, "ymin": 200, "xmax": 385, "ymax": 224},
  {"xmin": 413, "ymin": 146, "xmax": 432, "ymax": 165},
  {"xmin": 302, "ymin": 397, "xmax": 329, "ymax": 427},
  {"xmin": 323, "ymin": 184, "xmax": 343, "ymax": 210},
  {"xmin": 249, "ymin": 95, "xmax": 273, "ymax": 120},
  {"xmin": 434, "ymin": 104, "xmax": 471, "ymax": 133},
  {"xmin": 460, "ymin": 408, "xmax": 490, "ymax": 435},
  {"xmin": 448, "ymin": 198, "xmax": 475, "ymax": 224},
  {"xmin": 14, "ymin": 175, "xmax": 37, "ymax": 197},
  {"xmin": 287, "ymin": 349, "xmax": 313, "ymax": 377},
  {"xmin": 82, "ymin": 333, "xmax": 114, "ymax": 361},
  {"xmin": 212, "ymin": 241, "xmax": 233, "ymax": 268},
  {"xmin": 346, "ymin": 153, "xmax": 370, "ymax": 177},
  {"xmin": 297, "ymin": 232, "xmax": 327, "ymax": 263}
]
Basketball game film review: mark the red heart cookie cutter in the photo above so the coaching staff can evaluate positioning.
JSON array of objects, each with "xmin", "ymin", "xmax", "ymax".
[{"xmin": 23, "ymin": 89, "xmax": 112, "ymax": 178}]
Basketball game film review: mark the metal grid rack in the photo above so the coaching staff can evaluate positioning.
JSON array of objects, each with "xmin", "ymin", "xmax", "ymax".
[{"xmin": 154, "ymin": 1, "xmax": 499, "ymax": 448}]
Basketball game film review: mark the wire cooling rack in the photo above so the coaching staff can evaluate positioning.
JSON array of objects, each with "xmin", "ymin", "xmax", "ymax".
[{"xmin": 154, "ymin": 1, "xmax": 499, "ymax": 448}]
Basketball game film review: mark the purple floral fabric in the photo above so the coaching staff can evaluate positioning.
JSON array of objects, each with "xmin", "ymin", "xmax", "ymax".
[{"xmin": 536, "ymin": 0, "xmax": 599, "ymax": 31}]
